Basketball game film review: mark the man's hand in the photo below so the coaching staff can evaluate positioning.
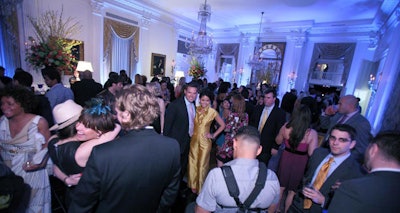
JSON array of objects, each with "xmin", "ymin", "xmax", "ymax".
[{"xmin": 302, "ymin": 187, "xmax": 325, "ymax": 205}]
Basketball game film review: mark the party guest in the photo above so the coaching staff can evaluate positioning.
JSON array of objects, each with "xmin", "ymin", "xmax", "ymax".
[{"xmin": 69, "ymin": 85, "xmax": 180, "ymax": 212}]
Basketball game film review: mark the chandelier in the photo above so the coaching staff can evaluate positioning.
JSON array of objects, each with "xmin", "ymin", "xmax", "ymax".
[
  {"xmin": 186, "ymin": 0, "xmax": 213, "ymax": 57},
  {"xmin": 247, "ymin": 12, "xmax": 266, "ymax": 70}
]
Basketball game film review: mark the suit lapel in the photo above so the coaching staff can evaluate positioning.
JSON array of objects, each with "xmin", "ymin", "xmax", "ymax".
[{"xmin": 321, "ymin": 155, "xmax": 354, "ymax": 192}]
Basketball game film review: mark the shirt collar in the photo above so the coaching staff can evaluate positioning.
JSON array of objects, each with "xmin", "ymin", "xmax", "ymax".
[
  {"xmin": 184, "ymin": 96, "xmax": 192, "ymax": 105},
  {"xmin": 327, "ymin": 152, "xmax": 351, "ymax": 165},
  {"xmin": 371, "ymin": 168, "xmax": 400, "ymax": 173},
  {"xmin": 345, "ymin": 110, "xmax": 358, "ymax": 118}
]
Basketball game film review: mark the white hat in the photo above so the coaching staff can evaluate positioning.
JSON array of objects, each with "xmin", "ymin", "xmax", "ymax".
[{"xmin": 50, "ymin": 100, "xmax": 83, "ymax": 131}]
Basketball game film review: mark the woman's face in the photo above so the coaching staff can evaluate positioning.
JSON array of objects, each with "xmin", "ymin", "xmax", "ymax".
[
  {"xmin": 200, "ymin": 95, "xmax": 211, "ymax": 108},
  {"xmin": 75, "ymin": 122, "xmax": 99, "ymax": 141},
  {"xmin": 222, "ymin": 100, "xmax": 230, "ymax": 110},
  {"xmin": 1, "ymin": 96, "xmax": 24, "ymax": 118}
]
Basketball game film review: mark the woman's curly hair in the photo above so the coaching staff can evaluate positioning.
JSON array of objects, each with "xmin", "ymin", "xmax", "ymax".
[{"xmin": 1, "ymin": 86, "xmax": 36, "ymax": 113}]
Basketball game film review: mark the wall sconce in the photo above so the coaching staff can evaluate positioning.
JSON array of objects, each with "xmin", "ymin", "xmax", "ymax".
[
  {"xmin": 368, "ymin": 74, "xmax": 377, "ymax": 94},
  {"xmin": 171, "ymin": 59, "xmax": 176, "ymax": 75},
  {"xmin": 76, "ymin": 61, "xmax": 93, "ymax": 72},
  {"xmin": 288, "ymin": 71, "xmax": 297, "ymax": 89}
]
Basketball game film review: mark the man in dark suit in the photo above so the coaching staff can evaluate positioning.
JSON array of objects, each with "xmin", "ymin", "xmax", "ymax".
[
  {"xmin": 164, "ymin": 81, "xmax": 198, "ymax": 178},
  {"xmin": 249, "ymin": 88, "xmax": 286, "ymax": 167},
  {"xmin": 69, "ymin": 85, "xmax": 181, "ymax": 212},
  {"xmin": 320, "ymin": 95, "xmax": 372, "ymax": 163},
  {"xmin": 328, "ymin": 131, "xmax": 400, "ymax": 213},
  {"xmin": 71, "ymin": 70, "xmax": 103, "ymax": 106},
  {"xmin": 241, "ymin": 87, "xmax": 255, "ymax": 119},
  {"xmin": 288, "ymin": 124, "xmax": 364, "ymax": 213}
]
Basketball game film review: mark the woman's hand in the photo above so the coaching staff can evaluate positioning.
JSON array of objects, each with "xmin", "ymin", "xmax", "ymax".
[
  {"xmin": 64, "ymin": 173, "xmax": 82, "ymax": 186},
  {"xmin": 205, "ymin": 133, "xmax": 215, "ymax": 139},
  {"xmin": 22, "ymin": 153, "xmax": 49, "ymax": 172},
  {"xmin": 23, "ymin": 161, "xmax": 44, "ymax": 172}
]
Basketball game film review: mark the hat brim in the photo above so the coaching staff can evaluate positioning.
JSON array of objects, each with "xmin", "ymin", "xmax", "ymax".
[{"xmin": 49, "ymin": 113, "xmax": 81, "ymax": 131}]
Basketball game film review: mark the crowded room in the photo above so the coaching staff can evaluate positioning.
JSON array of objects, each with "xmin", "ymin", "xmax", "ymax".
[{"xmin": 0, "ymin": 0, "xmax": 399, "ymax": 212}]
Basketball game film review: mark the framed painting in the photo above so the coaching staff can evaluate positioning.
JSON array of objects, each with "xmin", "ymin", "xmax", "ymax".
[{"xmin": 151, "ymin": 53, "xmax": 166, "ymax": 76}]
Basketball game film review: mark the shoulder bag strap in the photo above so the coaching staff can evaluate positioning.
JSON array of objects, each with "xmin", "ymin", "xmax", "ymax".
[
  {"xmin": 243, "ymin": 162, "xmax": 268, "ymax": 208},
  {"xmin": 221, "ymin": 166, "xmax": 243, "ymax": 208}
]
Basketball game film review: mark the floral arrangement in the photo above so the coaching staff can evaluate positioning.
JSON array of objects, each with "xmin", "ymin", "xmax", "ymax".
[
  {"xmin": 25, "ymin": 9, "xmax": 81, "ymax": 74},
  {"xmin": 188, "ymin": 58, "xmax": 206, "ymax": 79}
]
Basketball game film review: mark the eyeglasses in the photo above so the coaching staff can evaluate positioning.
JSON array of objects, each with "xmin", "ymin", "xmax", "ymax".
[{"xmin": 328, "ymin": 135, "xmax": 351, "ymax": 143}]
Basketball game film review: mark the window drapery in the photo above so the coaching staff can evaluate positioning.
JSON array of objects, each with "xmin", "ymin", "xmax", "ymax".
[
  {"xmin": 103, "ymin": 18, "xmax": 139, "ymax": 77},
  {"xmin": 215, "ymin": 43, "xmax": 239, "ymax": 73},
  {"xmin": 0, "ymin": 1, "xmax": 22, "ymax": 77}
]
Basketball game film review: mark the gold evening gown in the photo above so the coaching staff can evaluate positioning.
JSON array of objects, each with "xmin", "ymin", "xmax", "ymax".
[{"xmin": 187, "ymin": 106, "xmax": 217, "ymax": 193}]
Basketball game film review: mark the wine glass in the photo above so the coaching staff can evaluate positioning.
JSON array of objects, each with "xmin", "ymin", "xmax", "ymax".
[{"xmin": 37, "ymin": 84, "xmax": 44, "ymax": 94}]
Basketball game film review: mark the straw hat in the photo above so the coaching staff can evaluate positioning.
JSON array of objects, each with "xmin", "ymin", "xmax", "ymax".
[{"xmin": 50, "ymin": 100, "xmax": 83, "ymax": 131}]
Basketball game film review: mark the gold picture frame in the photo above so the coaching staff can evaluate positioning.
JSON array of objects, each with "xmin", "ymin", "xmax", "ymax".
[{"xmin": 151, "ymin": 53, "xmax": 166, "ymax": 76}]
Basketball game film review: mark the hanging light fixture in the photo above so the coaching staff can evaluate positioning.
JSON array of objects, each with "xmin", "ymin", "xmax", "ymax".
[
  {"xmin": 186, "ymin": 0, "xmax": 213, "ymax": 57},
  {"xmin": 247, "ymin": 12, "xmax": 265, "ymax": 70}
]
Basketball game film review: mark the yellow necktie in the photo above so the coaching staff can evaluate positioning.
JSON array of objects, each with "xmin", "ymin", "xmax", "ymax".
[
  {"xmin": 258, "ymin": 107, "xmax": 269, "ymax": 132},
  {"xmin": 304, "ymin": 157, "xmax": 334, "ymax": 209}
]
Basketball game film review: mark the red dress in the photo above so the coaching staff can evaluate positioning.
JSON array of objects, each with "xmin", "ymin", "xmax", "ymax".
[{"xmin": 277, "ymin": 138, "xmax": 309, "ymax": 190}]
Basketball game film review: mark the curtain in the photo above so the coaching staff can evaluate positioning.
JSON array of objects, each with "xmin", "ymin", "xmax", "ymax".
[
  {"xmin": 103, "ymin": 18, "xmax": 139, "ymax": 77},
  {"xmin": 0, "ymin": 1, "xmax": 22, "ymax": 77},
  {"xmin": 215, "ymin": 43, "xmax": 239, "ymax": 73},
  {"xmin": 310, "ymin": 43, "xmax": 356, "ymax": 85}
]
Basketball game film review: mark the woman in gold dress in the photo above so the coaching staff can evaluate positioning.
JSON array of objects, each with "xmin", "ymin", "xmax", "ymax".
[{"xmin": 187, "ymin": 89, "xmax": 225, "ymax": 194}]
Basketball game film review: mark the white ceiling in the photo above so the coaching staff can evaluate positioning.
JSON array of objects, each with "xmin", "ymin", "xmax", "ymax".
[{"xmin": 133, "ymin": 0, "xmax": 386, "ymax": 31}]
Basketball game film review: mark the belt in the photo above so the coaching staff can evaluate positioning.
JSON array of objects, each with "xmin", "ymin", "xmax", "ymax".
[{"xmin": 284, "ymin": 147, "xmax": 308, "ymax": 155}]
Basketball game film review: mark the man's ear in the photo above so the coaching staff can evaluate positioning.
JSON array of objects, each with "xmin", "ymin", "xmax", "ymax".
[
  {"xmin": 349, "ymin": 140, "xmax": 356, "ymax": 150},
  {"xmin": 368, "ymin": 143, "xmax": 379, "ymax": 158},
  {"xmin": 256, "ymin": 145, "xmax": 263, "ymax": 156},
  {"xmin": 233, "ymin": 138, "xmax": 238, "ymax": 150}
]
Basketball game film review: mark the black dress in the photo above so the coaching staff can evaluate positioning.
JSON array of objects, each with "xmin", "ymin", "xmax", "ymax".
[{"xmin": 48, "ymin": 138, "xmax": 84, "ymax": 175}]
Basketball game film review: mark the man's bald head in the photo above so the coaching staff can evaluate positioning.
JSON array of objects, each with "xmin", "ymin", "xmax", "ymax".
[{"xmin": 338, "ymin": 95, "xmax": 359, "ymax": 114}]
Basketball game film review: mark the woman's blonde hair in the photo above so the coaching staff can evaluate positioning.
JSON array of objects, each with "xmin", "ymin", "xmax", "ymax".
[
  {"xmin": 146, "ymin": 82, "xmax": 162, "ymax": 97},
  {"xmin": 231, "ymin": 94, "xmax": 246, "ymax": 113},
  {"xmin": 115, "ymin": 84, "xmax": 160, "ymax": 130}
]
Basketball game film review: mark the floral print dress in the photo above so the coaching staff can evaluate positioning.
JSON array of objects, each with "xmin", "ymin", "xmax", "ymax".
[{"xmin": 216, "ymin": 112, "xmax": 248, "ymax": 163}]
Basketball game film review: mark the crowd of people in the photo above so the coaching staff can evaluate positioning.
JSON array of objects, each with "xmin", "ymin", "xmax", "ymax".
[{"xmin": 0, "ymin": 66, "xmax": 399, "ymax": 213}]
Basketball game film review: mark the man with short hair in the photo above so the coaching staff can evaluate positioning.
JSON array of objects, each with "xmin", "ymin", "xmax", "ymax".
[
  {"xmin": 195, "ymin": 126, "xmax": 280, "ymax": 213},
  {"xmin": 97, "ymin": 75, "xmax": 124, "ymax": 117},
  {"xmin": 164, "ymin": 81, "xmax": 198, "ymax": 178},
  {"xmin": 288, "ymin": 124, "xmax": 363, "ymax": 213},
  {"xmin": 328, "ymin": 131, "xmax": 400, "ymax": 213},
  {"xmin": 71, "ymin": 70, "xmax": 103, "ymax": 106},
  {"xmin": 320, "ymin": 95, "xmax": 372, "ymax": 163},
  {"xmin": 250, "ymin": 89, "xmax": 286, "ymax": 169},
  {"xmin": 41, "ymin": 67, "xmax": 74, "ymax": 109}
]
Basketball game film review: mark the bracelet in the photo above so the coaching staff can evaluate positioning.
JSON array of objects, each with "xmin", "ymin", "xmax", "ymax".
[{"xmin": 63, "ymin": 176, "xmax": 72, "ymax": 187}]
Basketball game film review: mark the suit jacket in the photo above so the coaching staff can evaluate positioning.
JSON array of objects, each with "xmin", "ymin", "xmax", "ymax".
[
  {"xmin": 288, "ymin": 148, "xmax": 363, "ymax": 213},
  {"xmin": 249, "ymin": 105, "xmax": 286, "ymax": 164},
  {"xmin": 68, "ymin": 129, "xmax": 181, "ymax": 213},
  {"xmin": 164, "ymin": 97, "xmax": 194, "ymax": 154},
  {"xmin": 244, "ymin": 100, "xmax": 255, "ymax": 119},
  {"xmin": 71, "ymin": 79, "xmax": 103, "ymax": 106},
  {"xmin": 320, "ymin": 112, "xmax": 372, "ymax": 163},
  {"xmin": 328, "ymin": 171, "xmax": 400, "ymax": 213}
]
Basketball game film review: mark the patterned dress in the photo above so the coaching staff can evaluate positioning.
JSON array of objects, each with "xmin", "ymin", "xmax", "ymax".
[
  {"xmin": 216, "ymin": 112, "xmax": 248, "ymax": 163},
  {"xmin": 187, "ymin": 106, "xmax": 218, "ymax": 192},
  {"xmin": 0, "ymin": 115, "xmax": 51, "ymax": 213}
]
